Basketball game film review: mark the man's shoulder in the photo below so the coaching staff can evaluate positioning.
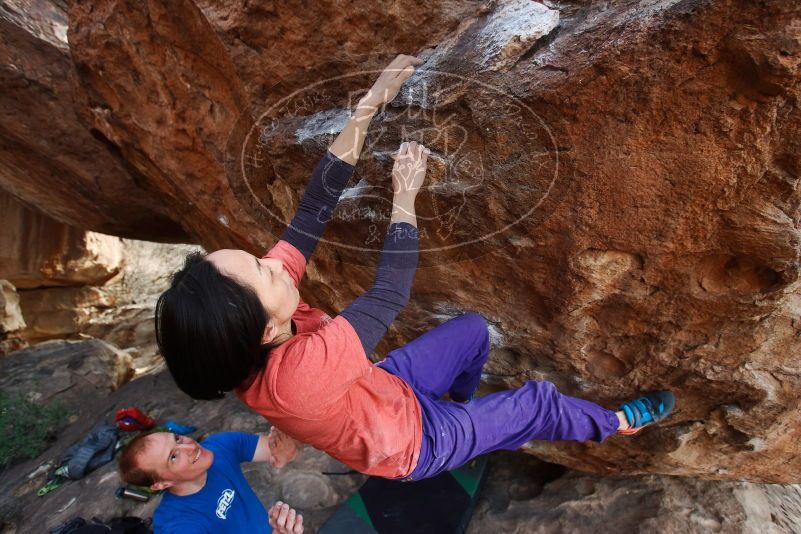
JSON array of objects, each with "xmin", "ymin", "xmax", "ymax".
[
  {"xmin": 201, "ymin": 431, "xmax": 255, "ymax": 450},
  {"xmin": 201, "ymin": 431, "xmax": 243, "ymax": 446},
  {"xmin": 202, "ymin": 432, "xmax": 259, "ymax": 465}
]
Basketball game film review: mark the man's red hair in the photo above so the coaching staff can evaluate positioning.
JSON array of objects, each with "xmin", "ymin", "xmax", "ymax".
[{"xmin": 118, "ymin": 433, "xmax": 160, "ymax": 487}]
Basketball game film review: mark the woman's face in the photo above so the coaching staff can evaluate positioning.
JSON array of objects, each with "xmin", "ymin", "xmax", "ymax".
[{"xmin": 206, "ymin": 249, "xmax": 300, "ymax": 335}]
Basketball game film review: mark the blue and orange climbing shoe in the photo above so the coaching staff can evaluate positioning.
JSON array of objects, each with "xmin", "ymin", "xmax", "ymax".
[{"xmin": 617, "ymin": 390, "xmax": 675, "ymax": 435}]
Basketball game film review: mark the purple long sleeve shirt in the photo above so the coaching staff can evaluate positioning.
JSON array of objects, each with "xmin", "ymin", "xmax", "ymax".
[{"xmin": 281, "ymin": 151, "xmax": 419, "ymax": 355}]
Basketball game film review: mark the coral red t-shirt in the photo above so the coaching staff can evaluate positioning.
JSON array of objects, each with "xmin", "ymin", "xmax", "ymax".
[{"xmin": 235, "ymin": 240, "xmax": 422, "ymax": 478}]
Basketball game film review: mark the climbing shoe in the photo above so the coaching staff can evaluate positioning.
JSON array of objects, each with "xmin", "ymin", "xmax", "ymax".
[{"xmin": 618, "ymin": 390, "xmax": 675, "ymax": 435}]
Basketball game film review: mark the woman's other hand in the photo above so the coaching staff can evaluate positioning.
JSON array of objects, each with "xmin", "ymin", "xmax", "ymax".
[
  {"xmin": 267, "ymin": 426, "xmax": 302, "ymax": 468},
  {"xmin": 390, "ymin": 141, "xmax": 429, "ymax": 227},
  {"xmin": 393, "ymin": 141, "xmax": 430, "ymax": 200},
  {"xmin": 359, "ymin": 54, "xmax": 423, "ymax": 111}
]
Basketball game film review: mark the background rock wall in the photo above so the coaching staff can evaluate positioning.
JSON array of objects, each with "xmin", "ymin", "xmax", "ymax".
[
  {"xmin": 469, "ymin": 452, "xmax": 801, "ymax": 534},
  {"xmin": 0, "ymin": 279, "xmax": 26, "ymax": 354},
  {"xmin": 0, "ymin": 0, "xmax": 799, "ymax": 482},
  {"xmin": 0, "ymin": 0, "xmax": 187, "ymax": 241},
  {"xmin": 0, "ymin": 190, "xmax": 122, "ymax": 289},
  {"xmin": 0, "ymin": 190, "xmax": 200, "ymax": 365}
]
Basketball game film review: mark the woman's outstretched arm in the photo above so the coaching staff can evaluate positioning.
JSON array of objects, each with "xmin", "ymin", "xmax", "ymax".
[
  {"xmin": 341, "ymin": 141, "xmax": 429, "ymax": 355},
  {"xmin": 281, "ymin": 55, "xmax": 423, "ymax": 260}
]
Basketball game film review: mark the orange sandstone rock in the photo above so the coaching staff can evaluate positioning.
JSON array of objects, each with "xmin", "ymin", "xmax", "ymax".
[{"xmin": 1, "ymin": 0, "xmax": 799, "ymax": 481}]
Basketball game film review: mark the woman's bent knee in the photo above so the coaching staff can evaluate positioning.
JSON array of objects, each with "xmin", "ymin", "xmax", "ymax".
[
  {"xmin": 461, "ymin": 312, "xmax": 490, "ymax": 350},
  {"xmin": 460, "ymin": 311, "xmax": 488, "ymax": 334}
]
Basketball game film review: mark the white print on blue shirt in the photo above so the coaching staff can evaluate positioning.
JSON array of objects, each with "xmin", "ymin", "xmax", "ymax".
[{"xmin": 216, "ymin": 488, "xmax": 235, "ymax": 519}]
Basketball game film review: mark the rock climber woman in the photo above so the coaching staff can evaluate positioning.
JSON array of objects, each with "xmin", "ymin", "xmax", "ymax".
[{"xmin": 155, "ymin": 54, "xmax": 675, "ymax": 482}]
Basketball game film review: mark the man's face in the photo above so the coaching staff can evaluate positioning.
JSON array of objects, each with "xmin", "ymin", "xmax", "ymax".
[
  {"xmin": 138, "ymin": 432, "xmax": 215, "ymax": 490},
  {"xmin": 206, "ymin": 249, "xmax": 300, "ymax": 337}
]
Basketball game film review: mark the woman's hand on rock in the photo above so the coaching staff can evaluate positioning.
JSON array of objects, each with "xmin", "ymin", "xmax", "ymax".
[
  {"xmin": 392, "ymin": 140, "xmax": 430, "ymax": 201},
  {"xmin": 359, "ymin": 54, "xmax": 422, "ymax": 110}
]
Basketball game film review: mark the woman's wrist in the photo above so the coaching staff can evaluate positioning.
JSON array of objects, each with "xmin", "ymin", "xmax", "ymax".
[
  {"xmin": 356, "ymin": 96, "xmax": 381, "ymax": 117},
  {"xmin": 390, "ymin": 194, "xmax": 418, "ymax": 227},
  {"xmin": 328, "ymin": 104, "xmax": 375, "ymax": 165},
  {"xmin": 393, "ymin": 192, "xmax": 417, "ymax": 206},
  {"xmin": 353, "ymin": 99, "xmax": 378, "ymax": 121}
]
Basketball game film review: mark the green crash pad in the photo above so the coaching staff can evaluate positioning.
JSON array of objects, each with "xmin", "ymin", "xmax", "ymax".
[{"xmin": 319, "ymin": 456, "xmax": 489, "ymax": 534}]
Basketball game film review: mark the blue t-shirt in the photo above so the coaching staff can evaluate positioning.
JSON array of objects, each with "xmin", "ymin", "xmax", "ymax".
[{"xmin": 152, "ymin": 432, "xmax": 271, "ymax": 533}]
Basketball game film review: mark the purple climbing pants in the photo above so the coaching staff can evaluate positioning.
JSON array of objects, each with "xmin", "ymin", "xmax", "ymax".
[{"xmin": 379, "ymin": 312, "xmax": 620, "ymax": 481}]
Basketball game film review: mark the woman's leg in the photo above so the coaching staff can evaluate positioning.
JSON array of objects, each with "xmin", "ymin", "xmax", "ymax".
[
  {"xmin": 407, "ymin": 380, "xmax": 620, "ymax": 480},
  {"xmin": 379, "ymin": 312, "xmax": 490, "ymax": 402}
]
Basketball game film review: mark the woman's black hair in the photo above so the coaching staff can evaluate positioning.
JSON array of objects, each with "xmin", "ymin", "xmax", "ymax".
[{"xmin": 155, "ymin": 252, "xmax": 270, "ymax": 400}]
